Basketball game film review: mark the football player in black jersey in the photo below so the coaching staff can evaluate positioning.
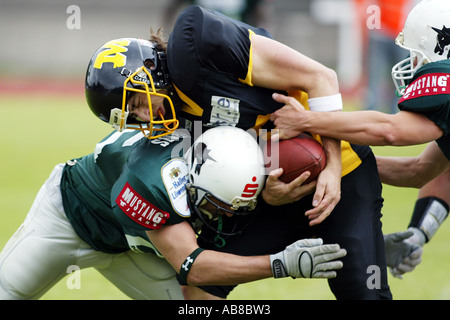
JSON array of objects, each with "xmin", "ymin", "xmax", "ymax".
[
  {"xmin": 271, "ymin": 0, "xmax": 450, "ymax": 279},
  {"xmin": 103, "ymin": 5, "xmax": 392, "ymax": 299}
]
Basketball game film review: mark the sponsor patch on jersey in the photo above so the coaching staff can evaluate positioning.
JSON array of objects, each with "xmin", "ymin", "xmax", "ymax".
[
  {"xmin": 115, "ymin": 183, "xmax": 169, "ymax": 229},
  {"xmin": 161, "ymin": 159, "xmax": 191, "ymax": 217},
  {"xmin": 208, "ymin": 95, "xmax": 240, "ymax": 126},
  {"xmin": 399, "ymin": 73, "xmax": 450, "ymax": 102}
]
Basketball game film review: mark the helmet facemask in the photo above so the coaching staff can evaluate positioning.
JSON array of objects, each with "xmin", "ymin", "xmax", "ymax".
[
  {"xmin": 392, "ymin": 33, "xmax": 431, "ymax": 97},
  {"xmin": 109, "ymin": 66, "xmax": 179, "ymax": 139},
  {"xmin": 86, "ymin": 38, "xmax": 180, "ymax": 139},
  {"xmin": 186, "ymin": 183, "xmax": 257, "ymax": 247}
]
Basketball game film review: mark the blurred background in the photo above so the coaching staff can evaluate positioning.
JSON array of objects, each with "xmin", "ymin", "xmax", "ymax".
[
  {"xmin": 0, "ymin": 0, "xmax": 418, "ymax": 111},
  {"xmin": 3, "ymin": 0, "xmax": 448, "ymax": 300}
]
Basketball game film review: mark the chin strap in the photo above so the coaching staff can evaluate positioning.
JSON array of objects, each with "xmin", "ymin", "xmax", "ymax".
[{"xmin": 213, "ymin": 215, "xmax": 226, "ymax": 248}]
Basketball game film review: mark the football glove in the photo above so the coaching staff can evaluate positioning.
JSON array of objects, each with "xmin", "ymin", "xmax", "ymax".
[
  {"xmin": 384, "ymin": 228, "xmax": 423, "ymax": 279},
  {"xmin": 270, "ymin": 238, "xmax": 346, "ymax": 279}
]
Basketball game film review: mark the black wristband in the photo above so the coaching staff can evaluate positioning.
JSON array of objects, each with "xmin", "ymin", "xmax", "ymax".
[{"xmin": 179, "ymin": 248, "xmax": 205, "ymax": 284}]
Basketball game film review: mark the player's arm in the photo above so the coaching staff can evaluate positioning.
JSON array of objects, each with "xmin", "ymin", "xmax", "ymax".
[
  {"xmin": 146, "ymin": 222, "xmax": 270, "ymax": 285},
  {"xmin": 251, "ymin": 35, "xmax": 343, "ymax": 223},
  {"xmin": 376, "ymin": 142, "xmax": 450, "ymax": 188},
  {"xmin": 251, "ymin": 34, "xmax": 339, "ymax": 97},
  {"xmin": 271, "ymin": 98, "xmax": 443, "ymax": 145},
  {"xmin": 381, "ymin": 154, "xmax": 450, "ymax": 279},
  {"xmin": 145, "ymin": 221, "xmax": 346, "ymax": 286}
]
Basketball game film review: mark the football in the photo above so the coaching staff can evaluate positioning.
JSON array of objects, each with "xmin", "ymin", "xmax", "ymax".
[{"xmin": 264, "ymin": 134, "xmax": 326, "ymax": 184}]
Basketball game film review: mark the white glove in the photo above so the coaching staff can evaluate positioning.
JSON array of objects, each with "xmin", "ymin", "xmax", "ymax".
[
  {"xmin": 388, "ymin": 228, "xmax": 424, "ymax": 279},
  {"xmin": 270, "ymin": 238, "xmax": 346, "ymax": 279}
]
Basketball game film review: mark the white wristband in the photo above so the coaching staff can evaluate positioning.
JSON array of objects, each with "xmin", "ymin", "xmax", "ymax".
[{"xmin": 308, "ymin": 93, "xmax": 343, "ymax": 112}]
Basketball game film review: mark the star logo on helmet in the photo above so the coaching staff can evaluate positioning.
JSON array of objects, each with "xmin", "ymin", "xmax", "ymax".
[
  {"xmin": 192, "ymin": 142, "xmax": 216, "ymax": 175},
  {"xmin": 432, "ymin": 25, "xmax": 450, "ymax": 59}
]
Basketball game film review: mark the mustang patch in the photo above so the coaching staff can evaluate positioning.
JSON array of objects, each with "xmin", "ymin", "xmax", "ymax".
[
  {"xmin": 116, "ymin": 182, "xmax": 169, "ymax": 229},
  {"xmin": 399, "ymin": 72, "xmax": 450, "ymax": 102}
]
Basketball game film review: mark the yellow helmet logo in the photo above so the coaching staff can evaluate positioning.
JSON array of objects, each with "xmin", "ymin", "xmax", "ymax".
[{"xmin": 93, "ymin": 39, "xmax": 131, "ymax": 69}]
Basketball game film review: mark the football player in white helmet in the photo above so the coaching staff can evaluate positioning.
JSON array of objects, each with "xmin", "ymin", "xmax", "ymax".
[
  {"xmin": 0, "ymin": 121, "xmax": 346, "ymax": 299},
  {"xmin": 270, "ymin": 0, "xmax": 450, "ymax": 279},
  {"xmin": 184, "ymin": 126, "xmax": 265, "ymax": 247}
]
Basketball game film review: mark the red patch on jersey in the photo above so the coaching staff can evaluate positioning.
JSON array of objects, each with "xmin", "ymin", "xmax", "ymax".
[
  {"xmin": 115, "ymin": 182, "xmax": 169, "ymax": 230},
  {"xmin": 399, "ymin": 73, "xmax": 450, "ymax": 103}
]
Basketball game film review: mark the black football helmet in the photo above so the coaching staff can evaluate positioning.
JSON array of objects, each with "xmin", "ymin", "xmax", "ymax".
[{"xmin": 85, "ymin": 38, "xmax": 179, "ymax": 139}]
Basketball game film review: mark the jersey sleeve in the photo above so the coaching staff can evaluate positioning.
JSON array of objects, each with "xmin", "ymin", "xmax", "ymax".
[
  {"xmin": 168, "ymin": 5, "xmax": 271, "ymax": 82},
  {"xmin": 111, "ymin": 147, "xmax": 190, "ymax": 232}
]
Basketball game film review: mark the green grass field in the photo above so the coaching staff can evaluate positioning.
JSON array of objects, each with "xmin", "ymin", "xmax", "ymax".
[{"xmin": 0, "ymin": 92, "xmax": 449, "ymax": 300}]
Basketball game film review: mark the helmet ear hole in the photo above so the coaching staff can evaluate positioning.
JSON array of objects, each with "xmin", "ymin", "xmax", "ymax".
[{"xmin": 144, "ymin": 59, "xmax": 156, "ymax": 70}]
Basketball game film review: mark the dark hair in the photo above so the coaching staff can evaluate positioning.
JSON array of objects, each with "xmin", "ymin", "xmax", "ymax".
[{"xmin": 149, "ymin": 27, "xmax": 167, "ymax": 52}]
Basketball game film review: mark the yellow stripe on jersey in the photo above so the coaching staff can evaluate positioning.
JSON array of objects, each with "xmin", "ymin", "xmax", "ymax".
[
  {"xmin": 341, "ymin": 144, "xmax": 362, "ymax": 176},
  {"xmin": 238, "ymin": 29, "xmax": 255, "ymax": 86},
  {"xmin": 288, "ymin": 90, "xmax": 362, "ymax": 177},
  {"xmin": 253, "ymin": 114, "xmax": 271, "ymax": 132},
  {"xmin": 175, "ymin": 84, "xmax": 204, "ymax": 117}
]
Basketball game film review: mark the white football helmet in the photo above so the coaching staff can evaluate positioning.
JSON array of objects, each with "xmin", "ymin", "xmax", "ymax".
[
  {"xmin": 392, "ymin": 0, "xmax": 450, "ymax": 96},
  {"xmin": 184, "ymin": 126, "xmax": 265, "ymax": 242}
]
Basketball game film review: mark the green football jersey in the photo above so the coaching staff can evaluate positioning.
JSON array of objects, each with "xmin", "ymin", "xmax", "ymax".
[
  {"xmin": 398, "ymin": 60, "xmax": 450, "ymax": 159},
  {"xmin": 60, "ymin": 129, "xmax": 191, "ymax": 255}
]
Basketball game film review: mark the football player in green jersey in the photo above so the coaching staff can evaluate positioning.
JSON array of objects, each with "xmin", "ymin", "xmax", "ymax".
[
  {"xmin": 270, "ymin": 0, "xmax": 450, "ymax": 279},
  {"xmin": 0, "ymin": 121, "xmax": 346, "ymax": 299}
]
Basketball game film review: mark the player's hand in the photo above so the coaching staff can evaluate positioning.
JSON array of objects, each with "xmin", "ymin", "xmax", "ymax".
[
  {"xmin": 384, "ymin": 230, "xmax": 416, "ymax": 268},
  {"xmin": 270, "ymin": 238, "xmax": 347, "ymax": 279},
  {"xmin": 261, "ymin": 168, "xmax": 316, "ymax": 206},
  {"xmin": 305, "ymin": 163, "xmax": 341, "ymax": 226},
  {"xmin": 390, "ymin": 247, "xmax": 423, "ymax": 278},
  {"xmin": 384, "ymin": 228, "xmax": 424, "ymax": 278},
  {"xmin": 270, "ymin": 93, "xmax": 308, "ymax": 141}
]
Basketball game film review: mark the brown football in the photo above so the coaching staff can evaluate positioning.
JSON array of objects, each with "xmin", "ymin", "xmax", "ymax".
[{"xmin": 264, "ymin": 134, "xmax": 326, "ymax": 184}]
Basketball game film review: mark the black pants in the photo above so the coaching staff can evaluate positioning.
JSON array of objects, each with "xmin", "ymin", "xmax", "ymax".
[{"xmin": 197, "ymin": 152, "xmax": 392, "ymax": 300}]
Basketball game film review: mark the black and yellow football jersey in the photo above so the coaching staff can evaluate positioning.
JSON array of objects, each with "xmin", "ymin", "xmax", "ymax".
[
  {"xmin": 167, "ymin": 6, "xmax": 391, "ymax": 299},
  {"xmin": 168, "ymin": 5, "xmax": 277, "ymax": 129},
  {"xmin": 167, "ymin": 5, "xmax": 370, "ymax": 176},
  {"xmin": 398, "ymin": 60, "xmax": 450, "ymax": 160}
]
